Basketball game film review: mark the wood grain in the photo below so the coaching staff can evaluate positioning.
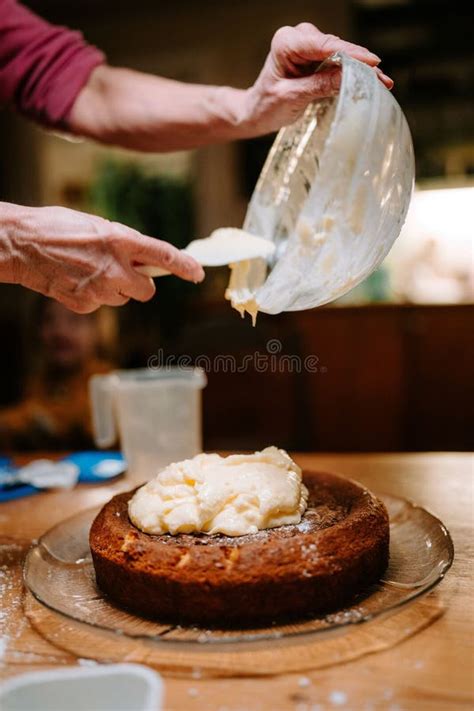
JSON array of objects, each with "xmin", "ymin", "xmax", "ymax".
[{"xmin": 1, "ymin": 452, "xmax": 473, "ymax": 710}]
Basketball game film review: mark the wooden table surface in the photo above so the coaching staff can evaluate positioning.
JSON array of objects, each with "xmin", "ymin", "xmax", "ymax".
[{"xmin": 1, "ymin": 452, "xmax": 473, "ymax": 710}]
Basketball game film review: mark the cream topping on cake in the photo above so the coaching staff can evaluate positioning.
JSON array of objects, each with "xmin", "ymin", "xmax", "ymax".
[{"xmin": 128, "ymin": 447, "xmax": 308, "ymax": 537}]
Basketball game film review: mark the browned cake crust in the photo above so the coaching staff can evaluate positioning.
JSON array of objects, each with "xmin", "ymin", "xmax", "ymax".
[{"xmin": 89, "ymin": 471, "xmax": 389, "ymax": 626}]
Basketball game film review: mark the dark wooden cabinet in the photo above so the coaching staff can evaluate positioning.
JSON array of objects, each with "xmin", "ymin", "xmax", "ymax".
[
  {"xmin": 294, "ymin": 308, "xmax": 406, "ymax": 451},
  {"xmin": 196, "ymin": 305, "xmax": 473, "ymax": 452},
  {"xmin": 402, "ymin": 307, "xmax": 474, "ymax": 451}
]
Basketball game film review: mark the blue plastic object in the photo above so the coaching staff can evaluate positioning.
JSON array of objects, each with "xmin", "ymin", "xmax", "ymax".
[{"xmin": 0, "ymin": 451, "xmax": 126, "ymax": 503}]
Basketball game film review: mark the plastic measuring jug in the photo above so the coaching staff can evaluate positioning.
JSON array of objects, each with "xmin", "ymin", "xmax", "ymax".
[{"xmin": 89, "ymin": 368, "xmax": 206, "ymax": 482}]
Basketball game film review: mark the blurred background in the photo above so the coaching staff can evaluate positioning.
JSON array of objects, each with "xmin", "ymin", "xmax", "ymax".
[{"xmin": 0, "ymin": 0, "xmax": 472, "ymax": 453}]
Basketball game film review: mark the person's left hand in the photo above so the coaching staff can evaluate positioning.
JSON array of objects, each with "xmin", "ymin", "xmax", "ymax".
[{"xmin": 244, "ymin": 23, "xmax": 393, "ymax": 135}]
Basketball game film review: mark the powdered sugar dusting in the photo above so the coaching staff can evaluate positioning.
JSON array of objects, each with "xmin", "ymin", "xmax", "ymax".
[
  {"xmin": 0, "ymin": 542, "xmax": 28, "ymax": 665},
  {"xmin": 295, "ymin": 518, "xmax": 313, "ymax": 532},
  {"xmin": 329, "ymin": 690, "xmax": 348, "ymax": 706}
]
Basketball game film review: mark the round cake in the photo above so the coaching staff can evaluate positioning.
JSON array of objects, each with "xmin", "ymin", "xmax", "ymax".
[{"xmin": 90, "ymin": 470, "xmax": 389, "ymax": 626}]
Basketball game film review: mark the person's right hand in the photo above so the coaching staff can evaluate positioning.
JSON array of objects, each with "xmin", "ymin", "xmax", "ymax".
[
  {"xmin": 0, "ymin": 203, "xmax": 204, "ymax": 313},
  {"xmin": 244, "ymin": 23, "xmax": 393, "ymax": 135}
]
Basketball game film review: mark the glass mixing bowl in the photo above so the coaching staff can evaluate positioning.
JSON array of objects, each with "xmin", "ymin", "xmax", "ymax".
[{"xmin": 228, "ymin": 52, "xmax": 415, "ymax": 315}]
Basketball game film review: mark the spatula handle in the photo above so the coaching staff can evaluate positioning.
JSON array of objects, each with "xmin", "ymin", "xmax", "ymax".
[{"xmin": 135, "ymin": 265, "xmax": 171, "ymax": 278}]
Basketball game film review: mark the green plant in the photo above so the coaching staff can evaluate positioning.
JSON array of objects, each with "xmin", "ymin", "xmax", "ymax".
[{"xmin": 88, "ymin": 159, "xmax": 196, "ymax": 350}]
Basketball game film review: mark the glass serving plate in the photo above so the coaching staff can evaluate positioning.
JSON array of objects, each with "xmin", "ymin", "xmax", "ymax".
[{"xmin": 24, "ymin": 492, "xmax": 453, "ymax": 648}]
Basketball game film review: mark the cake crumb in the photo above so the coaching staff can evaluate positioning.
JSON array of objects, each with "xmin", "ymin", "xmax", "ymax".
[
  {"xmin": 187, "ymin": 687, "xmax": 199, "ymax": 697},
  {"xmin": 191, "ymin": 667, "xmax": 202, "ymax": 679},
  {"xmin": 298, "ymin": 676, "xmax": 311, "ymax": 688}
]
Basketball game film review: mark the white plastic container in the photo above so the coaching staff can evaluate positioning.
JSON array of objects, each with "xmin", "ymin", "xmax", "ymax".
[
  {"xmin": 90, "ymin": 368, "xmax": 206, "ymax": 482},
  {"xmin": 0, "ymin": 664, "xmax": 163, "ymax": 711}
]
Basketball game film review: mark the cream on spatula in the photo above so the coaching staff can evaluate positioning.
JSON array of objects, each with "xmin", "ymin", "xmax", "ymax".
[{"xmin": 136, "ymin": 228, "xmax": 275, "ymax": 278}]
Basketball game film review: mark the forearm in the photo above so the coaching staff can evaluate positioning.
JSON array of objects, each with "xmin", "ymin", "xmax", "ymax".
[
  {"xmin": 0, "ymin": 202, "xmax": 24, "ymax": 284},
  {"xmin": 67, "ymin": 24, "xmax": 391, "ymax": 153},
  {"xmin": 69, "ymin": 65, "xmax": 255, "ymax": 152}
]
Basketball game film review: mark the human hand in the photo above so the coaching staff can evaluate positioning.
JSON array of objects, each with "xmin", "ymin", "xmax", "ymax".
[
  {"xmin": 245, "ymin": 23, "xmax": 393, "ymax": 134},
  {"xmin": 0, "ymin": 203, "xmax": 204, "ymax": 313}
]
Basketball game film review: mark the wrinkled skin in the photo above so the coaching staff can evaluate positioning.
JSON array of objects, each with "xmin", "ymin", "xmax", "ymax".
[{"xmin": 245, "ymin": 23, "xmax": 392, "ymax": 134}]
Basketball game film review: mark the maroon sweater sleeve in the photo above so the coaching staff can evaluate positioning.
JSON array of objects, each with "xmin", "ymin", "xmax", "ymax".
[{"xmin": 0, "ymin": 0, "xmax": 105, "ymax": 127}]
